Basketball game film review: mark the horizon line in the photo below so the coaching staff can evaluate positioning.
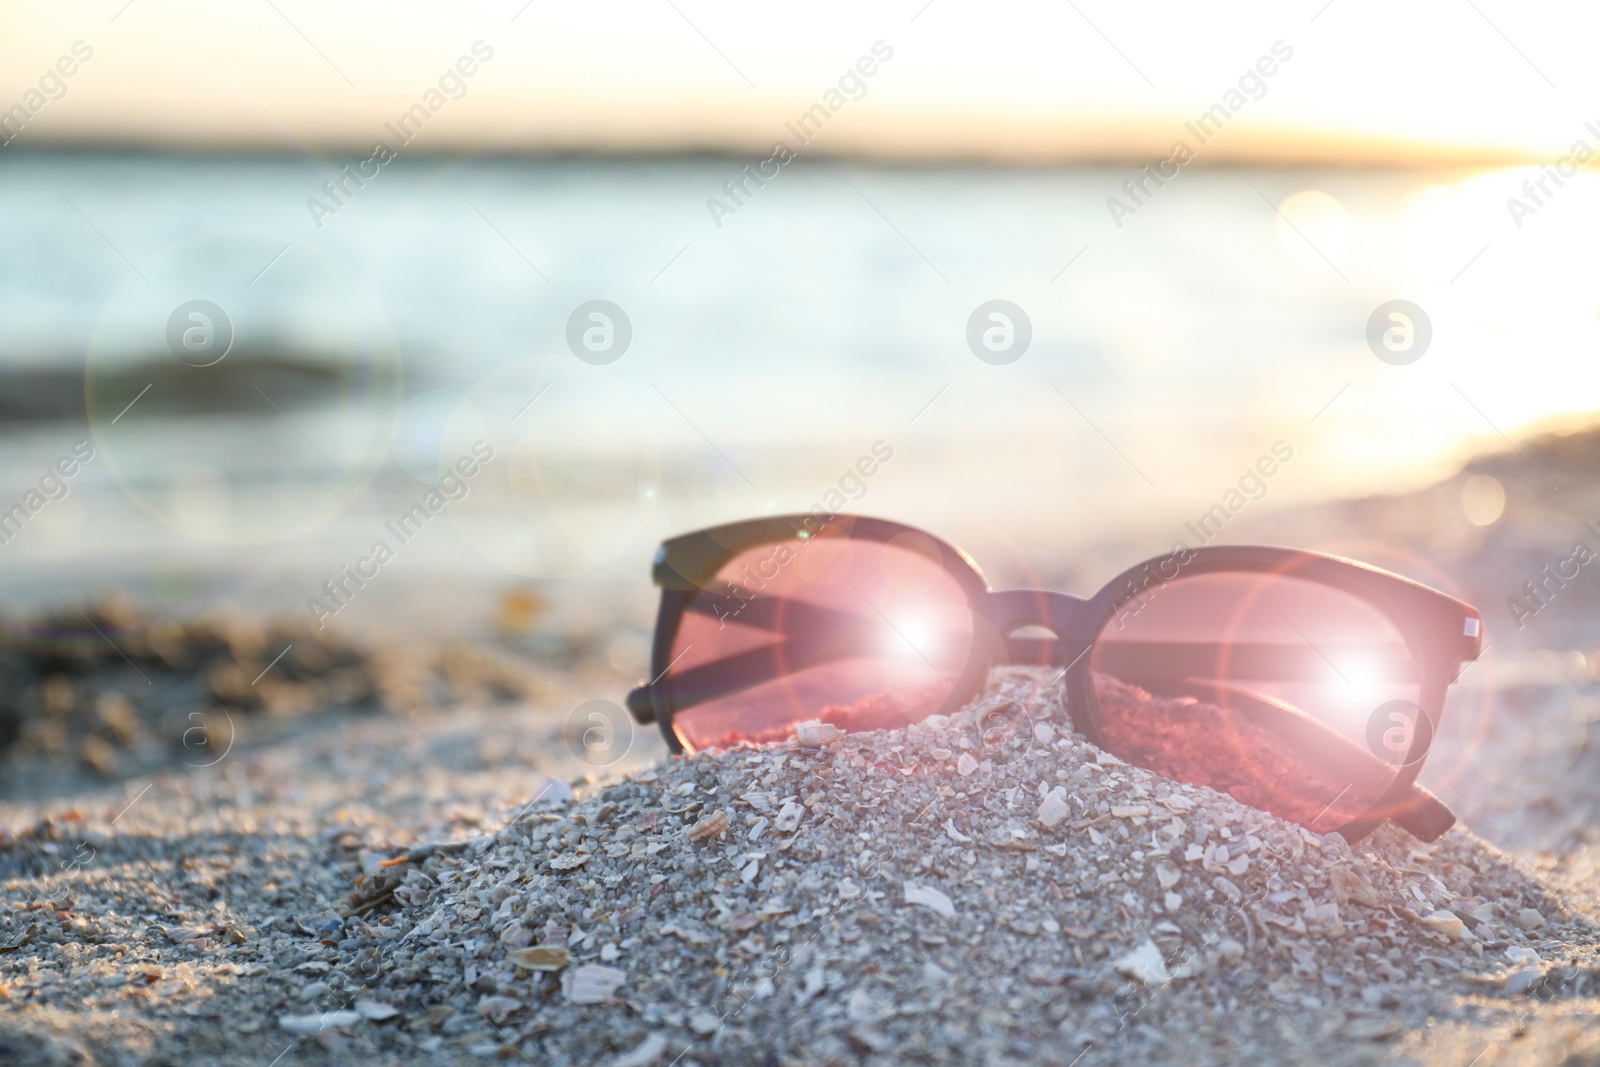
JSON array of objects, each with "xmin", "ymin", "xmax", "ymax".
[{"xmin": 0, "ymin": 137, "xmax": 1567, "ymax": 171}]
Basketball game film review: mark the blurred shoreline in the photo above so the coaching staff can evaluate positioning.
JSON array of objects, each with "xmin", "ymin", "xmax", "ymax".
[{"xmin": 8, "ymin": 154, "xmax": 1600, "ymax": 586}]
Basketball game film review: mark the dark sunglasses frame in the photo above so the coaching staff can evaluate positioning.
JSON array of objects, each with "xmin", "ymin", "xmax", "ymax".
[{"xmin": 626, "ymin": 514, "xmax": 1483, "ymax": 843}]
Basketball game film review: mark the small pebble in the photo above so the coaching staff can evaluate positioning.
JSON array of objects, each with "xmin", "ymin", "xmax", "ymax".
[
  {"xmin": 353, "ymin": 1000, "xmax": 399, "ymax": 1021},
  {"xmin": 1114, "ymin": 940, "xmax": 1172, "ymax": 987},
  {"xmin": 794, "ymin": 720, "xmax": 845, "ymax": 747},
  {"xmin": 686, "ymin": 810, "xmax": 729, "ymax": 842},
  {"xmin": 476, "ymin": 996, "xmax": 521, "ymax": 1024},
  {"xmin": 611, "ymin": 1034, "xmax": 668, "ymax": 1067},
  {"xmin": 1421, "ymin": 910, "xmax": 1466, "ymax": 940},
  {"xmin": 1504, "ymin": 969, "xmax": 1547, "ymax": 996},
  {"xmin": 904, "ymin": 882, "xmax": 957, "ymax": 919},
  {"xmin": 563, "ymin": 964, "xmax": 627, "ymax": 1005},
  {"xmin": 1037, "ymin": 794, "xmax": 1070, "ymax": 828},
  {"xmin": 279, "ymin": 1011, "xmax": 361, "ymax": 1034}
]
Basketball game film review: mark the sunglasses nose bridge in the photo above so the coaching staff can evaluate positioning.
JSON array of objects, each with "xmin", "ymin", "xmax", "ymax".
[{"xmin": 982, "ymin": 589, "xmax": 1083, "ymax": 637}]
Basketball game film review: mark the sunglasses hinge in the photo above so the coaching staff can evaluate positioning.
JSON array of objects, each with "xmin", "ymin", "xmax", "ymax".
[{"xmin": 625, "ymin": 684, "xmax": 657, "ymax": 723}]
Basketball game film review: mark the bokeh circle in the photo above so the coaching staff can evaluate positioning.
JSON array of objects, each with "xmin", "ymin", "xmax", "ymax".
[{"xmin": 87, "ymin": 228, "xmax": 403, "ymax": 545}]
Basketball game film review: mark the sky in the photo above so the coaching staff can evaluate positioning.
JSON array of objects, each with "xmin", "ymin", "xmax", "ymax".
[{"xmin": 1, "ymin": 0, "xmax": 1597, "ymax": 162}]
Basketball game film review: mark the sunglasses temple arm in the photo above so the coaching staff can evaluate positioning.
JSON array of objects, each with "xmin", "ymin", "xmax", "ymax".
[
  {"xmin": 1389, "ymin": 784, "xmax": 1455, "ymax": 842},
  {"xmin": 627, "ymin": 625, "xmax": 882, "ymax": 722},
  {"xmin": 1145, "ymin": 676, "xmax": 1454, "ymax": 842},
  {"xmin": 624, "ymin": 683, "xmax": 658, "ymax": 722},
  {"xmin": 684, "ymin": 592, "xmax": 868, "ymax": 635},
  {"xmin": 631, "ymin": 628, "xmax": 1456, "ymax": 840}
]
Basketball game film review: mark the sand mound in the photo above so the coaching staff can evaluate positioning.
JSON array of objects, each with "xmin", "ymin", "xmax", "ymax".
[{"xmin": 336, "ymin": 669, "xmax": 1594, "ymax": 1066}]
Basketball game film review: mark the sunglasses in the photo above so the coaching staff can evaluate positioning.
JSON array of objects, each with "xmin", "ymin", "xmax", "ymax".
[{"xmin": 625, "ymin": 515, "xmax": 1482, "ymax": 843}]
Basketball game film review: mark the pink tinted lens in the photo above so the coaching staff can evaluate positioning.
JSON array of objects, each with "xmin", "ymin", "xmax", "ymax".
[
  {"xmin": 668, "ymin": 527, "xmax": 973, "ymax": 752},
  {"xmin": 1089, "ymin": 571, "xmax": 1423, "ymax": 833}
]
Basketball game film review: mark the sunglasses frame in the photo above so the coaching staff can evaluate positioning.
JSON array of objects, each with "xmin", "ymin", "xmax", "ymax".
[{"xmin": 626, "ymin": 514, "xmax": 1483, "ymax": 842}]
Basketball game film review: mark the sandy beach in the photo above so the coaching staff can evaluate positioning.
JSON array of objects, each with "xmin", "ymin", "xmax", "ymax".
[{"xmin": 7, "ymin": 5, "xmax": 1600, "ymax": 1062}]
